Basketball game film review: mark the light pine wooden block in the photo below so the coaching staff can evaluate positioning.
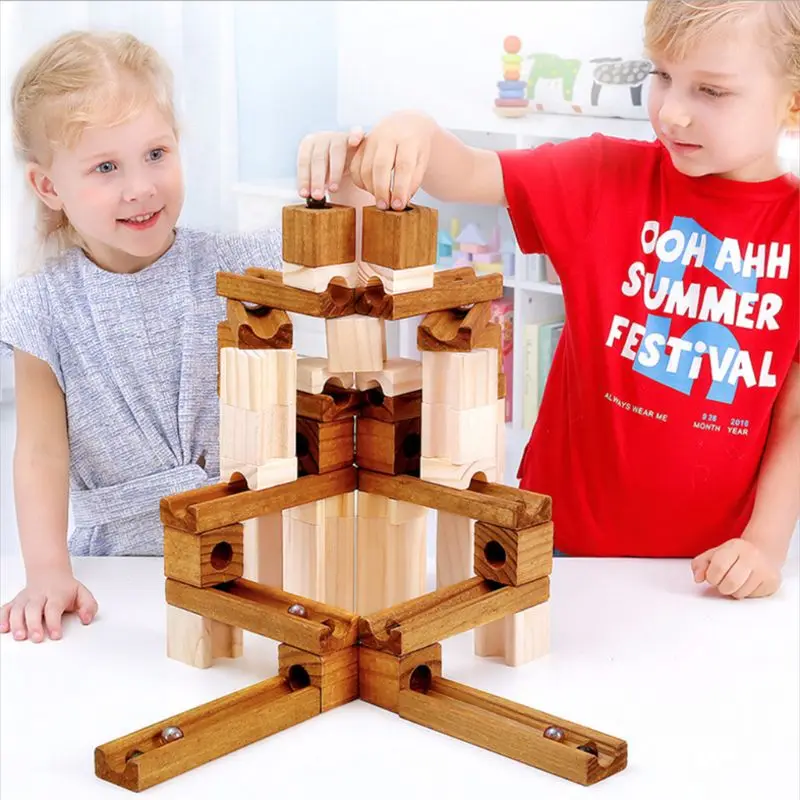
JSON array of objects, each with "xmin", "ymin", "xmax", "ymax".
[
  {"xmin": 242, "ymin": 513, "xmax": 283, "ymax": 588},
  {"xmin": 325, "ymin": 315, "xmax": 387, "ymax": 373},
  {"xmin": 422, "ymin": 402, "xmax": 497, "ymax": 465},
  {"xmin": 421, "ymin": 349, "xmax": 498, "ymax": 409},
  {"xmin": 355, "ymin": 357, "xmax": 423, "ymax": 397},
  {"xmin": 436, "ymin": 511, "xmax": 475, "ymax": 589},
  {"xmin": 220, "ymin": 348, "xmax": 296, "ymax": 409},
  {"xmin": 358, "ymin": 261, "xmax": 435, "ymax": 294},
  {"xmin": 283, "ymin": 514, "xmax": 326, "ymax": 603},
  {"xmin": 496, "ymin": 397, "xmax": 506, "ymax": 483},
  {"xmin": 166, "ymin": 606, "xmax": 241, "ymax": 669},
  {"xmin": 324, "ymin": 506, "xmax": 355, "ymax": 612},
  {"xmin": 220, "ymin": 456, "xmax": 298, "ymax": 491},
  {"xmin": 420, "ymin": 456, "xmax": 496, "ymax": 489},
  {"xmin": 220, "ymin": 404, "xmax": 296, "ymax": 463},
  {"xmin": 504, "ymin": 601, "xmax": 551, "ymax": 666},
  {"xmin": 282, "ymin": 260, "xmax": 359, "ymax": 292},
  {"xmin": 296, "ymin": 356, "xmax": 354, "ymax": 394}
]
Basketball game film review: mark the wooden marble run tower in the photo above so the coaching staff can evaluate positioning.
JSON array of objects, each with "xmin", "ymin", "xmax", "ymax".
[{"xmin": 94, "ymin": 199, "xmax": 627, "ymax": 791}]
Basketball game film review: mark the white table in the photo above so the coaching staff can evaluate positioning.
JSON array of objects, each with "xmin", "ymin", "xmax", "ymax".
[{"xmin": 1, "ymin": 552, "xmax": 798, "ymax": 799}]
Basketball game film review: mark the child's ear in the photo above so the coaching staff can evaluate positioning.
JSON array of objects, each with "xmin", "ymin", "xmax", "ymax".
[
  {"xmin": 25, "ymin": 162, "xmax": 63, "ymax": 211},
  {"xmin": 786, "ymin": 91, "xmax": 800, "ymax": 131}
]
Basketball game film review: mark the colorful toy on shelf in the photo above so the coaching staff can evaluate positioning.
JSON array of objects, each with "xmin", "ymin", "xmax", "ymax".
[
  {"xmin": 494, "ymin": 35, "xmax": 529, "ymax": 118},
  {"xmin": 93, "ymin": 198, "xmax": 627, "ymax": 792}
]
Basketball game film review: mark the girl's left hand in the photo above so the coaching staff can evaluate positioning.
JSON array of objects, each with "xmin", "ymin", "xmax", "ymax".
[{"xmin": 691, "ymin": 537, "xmax": 782, "ymax": 599}]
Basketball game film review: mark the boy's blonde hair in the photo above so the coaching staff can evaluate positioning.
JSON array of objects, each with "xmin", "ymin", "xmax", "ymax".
[
  {"xmin": 644, "ymin": 0, "xmax": 800, "ymax": 94},
  {"xmin": 11, "ymin": 30, "xmax": 178, "ymax": 259}
]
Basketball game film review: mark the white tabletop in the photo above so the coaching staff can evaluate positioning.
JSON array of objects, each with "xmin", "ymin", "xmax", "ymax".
[{"xmin": 1, "ymin": 552, "xmax": 798, "ymax": 800}]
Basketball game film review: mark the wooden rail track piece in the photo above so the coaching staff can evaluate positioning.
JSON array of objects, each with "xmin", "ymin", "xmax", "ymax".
[
  {"xmin": 160, "ymin": 467, "xmax": 357, "ymax": 533},
  {"xmin": 354, "ymin": 269, "xmax": 504, "ymax": 320},
  {"xmin": 417, "ymin": 303, "xmax": 501, "ymax": 353},
  {"xmin": 358, "ymin": 575, "xmax": 549, "ymax": 655},
  {"xmin": 95, "ymin": 675, "xmax": 319, "ymax": 792},
  {"xmin": 166, "ymin": 578, "xmax": 358, "ymax": 654},
  {"xmin": 217, "ymin": 268, "xmax": 356, "ymax": 318},
  {"xmin": 359, "ymin": 643, "xmax": 442, "ymax": 713},
  {"xmin": 357, "ymin": 470, "xmax": 551, "ymax": 530},
  {"xmin": 359, "ymin": 387, "xmax": 422, "ymax": 422},
  {"xmin": 296, "ymin": 386, "xmax": 362, "ymax": 422},
  {"xmin": 278, "ymin": 644, "xmax": 360, "ymax": 712},
  {"xmin": 399, "ymin": 675, "xmax": 627, "ymax": 786},
  {"xmin": 225, "ymin": 299, "xmax": 293, "ymax": 349}
]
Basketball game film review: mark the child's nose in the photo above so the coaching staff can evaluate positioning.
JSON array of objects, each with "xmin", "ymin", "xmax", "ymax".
[
  {"xmin": 121, "ymin": 170, "xmax": 157, "ymax": 202},
  {"xmin": 658, "ymin": 97, "xmax": 691, "ymax": 129}
]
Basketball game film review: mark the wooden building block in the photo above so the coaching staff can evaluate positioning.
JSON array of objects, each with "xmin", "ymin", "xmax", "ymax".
[
  {"xmin": 95, "ymin": 675, "xmax": 319, "ymax": 792},
  {"xmin": 278, "ymin": 645, "xmax": 359, "ymax": 712},
  {"xmin": 282, "ymin": 261, "xmax": 358, "ymax": 293},
  {"xmin": 296, "ymin": 357, "xmax": 354, "ymax": 394},
  {"xmin": 163, "ymin": 524, "xmax": 244, "ymax": 588},
  {"xmin": 355, "ymin": 357, "xmax": 422, "ymax": 396},
  {"xmin": 220, "ymin": 455, "xmax": 298, "ymax": 492},
  {"xmin": 356, "ymin": 494, "xmax": 427, "ymax": 615},
  {"xmin": 358, "ymin": 575, "xmax": 549, "ymax": 656},
  {"xmin": 325, "ymin": 315, "xmax": 386, "ymax": 373},
  {"xmin": 324, "ymin": 497, "xmax": 356, "ymax": 612},
  {"xmin": 421, "ymin": 402, "xmax": 497, "ymax": 465},
  {"xmin": 161, "ymin": 467, "xmax": 358, "ymax": 534},
  {"xmin": 355, "ymin": 416, "xmax": 421, "ymax": 476},
  {"xmin": 297, "ymin": 387, "xmax": 361, "ymax": 422},
  {"xmin": 296, "ymin": 417, "xmax": 355, "ymax": 475},
  {"xmin": 357, "ymin": 470, "xmax": 551, "ymax": 530},
  {"xmin": 359, "ymin": 643, "xmax": 442, "ymax": 713},
  {"xmin": 217, "ymin": 269, "xmax": 356, "ymax": 319},
  {"xmin": 166, "ymin": 578, "xmax": 359, "ymax": 655},
  {"xmin": 359, "ymin": 261, "xmax": 434, "ymax": 294},
  {"xmin": 220, "ymin": 348, "xmax": 296, "ymax": 410},
  {"xmin": 421, "ymin": 349, "xmax": 497, "ymax": 409},
  {"xmin": 398, "ymin": 675, "xmax": 627, "ymax": 786},
  {"xmin": 360, "ymin": 388, "xmax": 422, "ymax": 422},
  {"xmin": 436, "ymin": 511, "xmax": 474, "ymax": 590},
  {"xmin": 474, "ymin": 521, "xmax": 554, "ymax": 586},
  {"xmin": 282, "ymin": 201, "xmax": 356, "ymax": 267},
  {"xmin": 361, "ymin": 204, "xmax": 438, "ymax": 269},
  {"xmin": 226, "ymin": 299, "xmax": 293, "ymax": 349},
  {"xmin": 420, "ymin": 456, "xmax": 496, "ymax": 489},
  {"xmin": 243, "ymin": 514, "xmax": 283, "ymax": 588},
  {"xmin": 220, "ymin": 404, "xmax": 296, "ymax": 464},
  {"xmin": 166, "ymin": 606, "xmax": 242, "ymax": 669},
  {"xmin": 417, "ymin": 303, "xmax": 499, "ymax": 352}
]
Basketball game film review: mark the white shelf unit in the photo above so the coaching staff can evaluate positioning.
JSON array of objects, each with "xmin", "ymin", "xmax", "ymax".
[{"xmin": 232, "ymin": 114, "xmax": 657, "ymax": 464}]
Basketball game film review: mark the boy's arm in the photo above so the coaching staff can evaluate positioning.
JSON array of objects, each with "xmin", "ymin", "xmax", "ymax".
[{"xmin": 742, "ymin": 360, "xmax": 800, "ymax": 563}]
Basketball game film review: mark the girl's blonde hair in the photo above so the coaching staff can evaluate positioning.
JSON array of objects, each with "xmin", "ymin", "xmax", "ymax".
[
  {"xmin": 644, "ymin": 1, "xmax": 800, "ymax": 94},
  {"xmin": 11, "ymin": 30, "xmax": 178, "ymax": 260}
]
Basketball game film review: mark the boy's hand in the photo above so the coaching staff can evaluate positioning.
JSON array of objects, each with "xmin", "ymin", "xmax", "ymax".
[
  {"xmin": 691, "ymin": 538, "xmax": 782, "ymax": 599},
  {"xmin": 297, "ymin": 127, "xmax": 366, "ymax": 202},
  {"xmin": 0, "ymin": 569, "xmax": 98, "ymax": 642}
]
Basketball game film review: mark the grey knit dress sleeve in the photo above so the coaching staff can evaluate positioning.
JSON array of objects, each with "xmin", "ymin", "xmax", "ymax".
[{"xmin": 0, "ymin": 226, "xmax": 282, "ymax": 556}]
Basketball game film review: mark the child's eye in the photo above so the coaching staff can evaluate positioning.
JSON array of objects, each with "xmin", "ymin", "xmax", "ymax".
[
  {"xmin": 148, "ymin": 148, "xmax": 166, "ymax": 161},
  {"xmin": 700, "ymin": 86, "xmax": 729, "ymax": 99},
  {"xmin": 95, "ymin": 161, "xmax": 116, "ymax": 174},
  {"xmin": 649, "ymin": 69, "xmax": 671, "ymax": 82}
]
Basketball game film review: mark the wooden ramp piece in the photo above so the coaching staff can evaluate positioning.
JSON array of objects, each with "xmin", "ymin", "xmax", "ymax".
[
  {"xmin": 95, "ymin": 675, "xmax": 319, "ymax": 792},
  {"xmin": 399, "ymin": 674, "xmax": 627, "ymax": 786}
]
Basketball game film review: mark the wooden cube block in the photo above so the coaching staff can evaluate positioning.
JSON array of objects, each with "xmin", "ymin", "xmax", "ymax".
[
  {"xmin": 474, "ymin": 521, "xmax": 554, "ymax": 586},
  {"xmin": 360, "ymin": 388, "xmax": 422, "ymax": 423},
  {"xmin": 282, "ymin": 201, "xmax": 356, "ymax": 267},
  {"xmin": 296, "ymin": 417, "xmax": 355, "ymax": 475},
  {"xmin": 355, "ymin": 416, "xmax": 421, "ymax": 476},
  {"xmin": 362, "ymin": 204, "xmax": 438, "ymax": 269},
  {"xmin": 421, "ymin": 349, "xmax": 497, "ymax": 409},
  {"xmin": 326, "ymin": 315, "xmax": 386, "ymax": 373},
  {"xmin": 359, "ymin": 643, "xmax": 442, "ymax": 713},
  {"xmin": 164, "ymin": 524, "xmax": 244, "ymax": 588},
  {"xmin": 421, "ymin": 402, "xmax": 497, "ymax": 465},
  {"xmin": 297, "ymin": 387, "xmax": 362, "ymax": 423},
  {"xmin": 278, "ymin": 644, "xmax": 359, "ymax": 712}
]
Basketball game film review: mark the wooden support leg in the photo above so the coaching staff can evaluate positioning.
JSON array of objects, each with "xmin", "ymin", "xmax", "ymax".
[
  {"xmin": 436, "ymin": 510, "xmax": 474, "ymax": 590},
  {"xmin": 242, "ymin": 513, "xmax": 283, "ymax": 587},
  {"xmin": 166, "ymin": 606, "xmax": 242, "ymax": 669}
]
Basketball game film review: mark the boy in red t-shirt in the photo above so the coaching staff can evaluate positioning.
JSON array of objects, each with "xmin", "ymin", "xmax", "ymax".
[{"xmin": 299, "ymin": 0, "xmax": 799, "ymax": 599}]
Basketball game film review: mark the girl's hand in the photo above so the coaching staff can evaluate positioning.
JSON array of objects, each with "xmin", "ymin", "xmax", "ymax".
[
  {"xmin": 0, "ymin": 569, "xmax": 98, "ymax": 642},
  {"xmin": 691, "ymin": 537, "xmax": 782, "ymax": 599},
  {"xmin": 297, "ymin": 127, "xmax": 366, "ymax": 202}
]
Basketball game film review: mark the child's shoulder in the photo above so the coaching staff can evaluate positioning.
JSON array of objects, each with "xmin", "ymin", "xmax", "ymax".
[{"xmin": 177, "ymin": 226, "xmax": 282, "ymax": 275}]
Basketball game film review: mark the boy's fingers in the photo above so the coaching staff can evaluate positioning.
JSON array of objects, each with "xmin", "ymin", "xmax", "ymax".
[
  {"xmin": 389, "ymin": 142, "xmax": 417, "ymax": 209},
  {"xmin": 327, "ymin": 139, "xmax": 347, "ymax": 193},
  {"xmin": 308, "ymin": 140, "xmax": 330, "ymax": 201},
  {"xmin": 348, "ymin": 145, "xmax": 367, "ymax": 191},
  {"xmin": 408, "ymin": 156, "xmax": 428, "ymax": 207},
  {"xmin": 9, "ymin": 603, "xmax": 26, "ymax": 640},
  {"xmin": 371, "ymin": 141, "xmax": 398, "ymax": 209},
  {"xmin": 691, "ymin": 549, "xmax": 713, "ymax": 582},
  {"xmin": 717, "ymin": 560, "xmax": 751, "ymax": 596},
  {"xmin": 732, "ymin": 571, "xmax": 763, "ymax": 600},
  {"xmin": 24, "ymin": 600, "xmax": 45, "ymax": 644},
  {"xmin": 296, "ymin": 136, "xmax": 314, "ymax": 197},
  {"xmin": 347, "ymin": 126, "xmax": 365, "ymax": 147},
  {"xmin": 43, "ymin": 598, "xmax": 65, "ymax": 640},
  {"xmin": 76, "ymin": 585, "xmax": 98, "ymax": 624},
  {"xmin": 0, "ymin": 602, "xmax": 10, "ymax": 632},
  {"xmin": 705, "ymin": 550, "xmax": 739, "ymax": 587}
]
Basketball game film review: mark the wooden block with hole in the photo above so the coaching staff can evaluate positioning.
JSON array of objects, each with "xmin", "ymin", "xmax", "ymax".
[
  {"xmin": 355, "ymin": 416, "xmax": 421, "ymax": 476},
  {"xmin": 166, "ymin": 605, "xmax": 242, "ymax": 669},
  {"xmin": 325, "ymin": 315, "xmax": 386, "ymax": 373},
  {"xmin": 359, "ymin": 643, "xmax": 442, "ymax": 713},
  {"xmin": 360, "ymin": 388, "xmax": 421, "ymax": 423},
  {"xmin": 164, "ymin": 524, "xmax": 244, "ymax": 588},
  {"xmin": 296, "ymin": 417, "xmax": 355, "ymax": 476},
  {"xmin": 362, "ymin": 204, "xmax": 438, "ymax": 269},
  {"xmin": 355, "ymin": 357, "xmax": 422, "ymax": 397},
  {"xmin": 278, "ymin": 644, "xmax": 359, "ymax": 712},
  {"xmin": 474, "ymin": 521, "xmax": 554, "ymax": 586},
  {"xmin": 297, "ymin": 386, "xmax": 361, "ymax": 422},
  {"xmin": 282, "ymin": 201, "xmax": 356, "ymax": 267}
]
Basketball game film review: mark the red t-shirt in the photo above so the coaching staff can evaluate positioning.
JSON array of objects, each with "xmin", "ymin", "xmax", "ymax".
[{"xmin": 499, "ymin": 135, "xmax": 799, "ymax": 557}]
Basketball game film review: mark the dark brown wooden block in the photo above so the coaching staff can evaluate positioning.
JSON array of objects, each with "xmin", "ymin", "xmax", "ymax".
[
  {"xmin": 417, "ymin": 303, "xmax": 501, "ymax": 352},
  {"xmin": 163, "ymin": 524, "xmax": 244, "ymax": 588},
  {"xmin": 360, "ymin": 388, "xmax": 422, "ymax": 423},
  {"xmin": 359, "ymin": 643, "xmax": 442, "ymax": 713},
  {"xmin": 355, "ymin": 416, "xmax": 421, "ymax": 476},
  {"xmin": 278, "ymin": 644, "xmax": 359, "ymax": 712},
  {"xmin": 474, "ymin": 521, "xmax": 554, "ymax": 586},
  {"xmin": 361, "ymin": 204, "xmax": 438, "ymax": 269},
  {"xmin": 226, "ymin": 299, "xmax": 293, "ymax": 349},
  {"xmin": 297, "ymin": 387, "xmax": 362, "ymax": 422},
  {"xmin": 296, "ymin": 417, "xmax": 355, "ymax": 476},
  {"xmin": 282, "ymin": 201, "xmax": 356, "ymax": 267}
]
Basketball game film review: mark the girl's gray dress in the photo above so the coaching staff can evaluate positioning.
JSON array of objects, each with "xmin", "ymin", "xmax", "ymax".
[{"xmin": 0, "ymin": 227, "xmax": 282, "ymax": 555}]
